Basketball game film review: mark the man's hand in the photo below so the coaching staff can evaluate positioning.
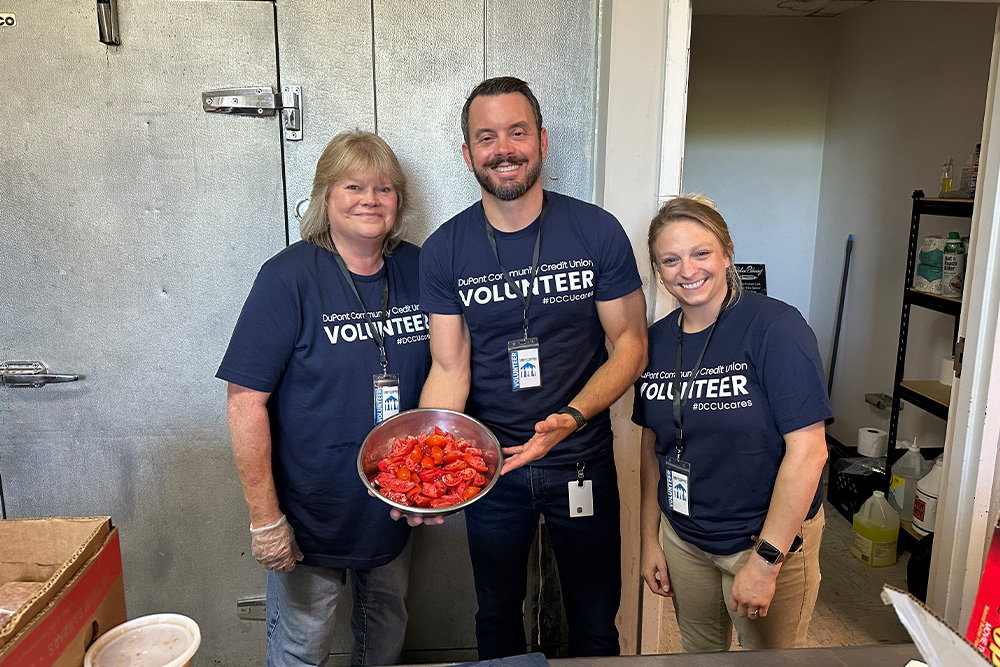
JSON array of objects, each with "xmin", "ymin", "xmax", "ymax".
[
  {"xmin": 249, "ymin": 514, "xmax": 304, "ymax": 573},
  {"xmin": 500, "ymin": 412, "xmax": 577, "ymax": 474},
  {"xmin": 729, "ymin": 553, "xmax": 779, "ymax": 618}
]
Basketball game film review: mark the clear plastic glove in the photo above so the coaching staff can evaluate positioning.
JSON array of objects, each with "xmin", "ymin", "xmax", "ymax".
[{"xmin": 250, "ymin": 515, "xmax": 303, "ymax": 572}]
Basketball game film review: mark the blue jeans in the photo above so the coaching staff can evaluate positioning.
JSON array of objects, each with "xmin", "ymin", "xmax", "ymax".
[
  {"xmin": 265, "ymin": 539, "xmax": 411, "ymax": 667},
  {"xmin": 464, "ymin": 450, "xmax": 621, "ymax": 658}
]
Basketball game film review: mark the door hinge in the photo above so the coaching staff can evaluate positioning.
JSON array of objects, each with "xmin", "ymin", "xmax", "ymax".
[
  {"xmin": 202, "ymin": 86, "xmax": 302, "ymax": 141},
  {"xmin": 954, "ymin": 337, "xmax": 965, "ymax": 379}
]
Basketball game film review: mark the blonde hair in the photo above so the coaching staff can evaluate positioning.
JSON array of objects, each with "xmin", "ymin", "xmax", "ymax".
[
  {"xmin": 648, "ymin": 194, "xmax": 743, "ymax": 303},
  {"xmin": 299, "ymin": 130, "xmax": 408, "ymax": 255}
]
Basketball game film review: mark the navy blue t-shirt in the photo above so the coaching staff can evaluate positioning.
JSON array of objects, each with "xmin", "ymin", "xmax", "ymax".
[
  {"xmin": 217, "ymin": 241, "xmax": 430, "ymax": 568},
  {"xmin": 631, "ymin": 292, "xmax": 832, "ymax": 555},
  {"xmin": 420, "ymin": 191, "xmax": 642, "ymax": 465}
]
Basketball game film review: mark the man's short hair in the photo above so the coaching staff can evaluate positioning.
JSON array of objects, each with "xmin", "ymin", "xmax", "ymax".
[{"xmin": 461, "ymin": 76, "xmax": 543, "ymax": 146}]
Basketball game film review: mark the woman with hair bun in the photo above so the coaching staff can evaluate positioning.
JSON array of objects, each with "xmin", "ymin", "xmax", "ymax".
[
  {"xmin": 218, "ymin": 131, "xmax": 430, "ymax": 666},
  {"xmin": 634, "ymin": 195, "xmax": 831, "ymax": 652}
]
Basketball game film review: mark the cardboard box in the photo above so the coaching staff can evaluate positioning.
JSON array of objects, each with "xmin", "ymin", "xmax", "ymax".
[
  {"xmin": 0, "ymin": 518, "xmax": 126, "ymax": 667},
  {"xmin": 967, "ymin": 520, "xmax": 1000, "ymax": 663}
]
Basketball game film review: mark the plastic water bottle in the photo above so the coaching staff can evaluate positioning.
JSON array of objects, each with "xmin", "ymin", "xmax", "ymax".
[
  {"xmin": 940, "ymin": 155, "xmax": 954, "ymax": 196},
  {"xmin": 942, "ymin": 231, "xmax": 966, "ymax": 298},
  {"xmin": 913, "ymin": 459, "xmax": 944, "ymax": 536},
  {"xmin": 852, "ymin": 491, "xmax": 900, "ymax": 568},
  {"xmin": 890, "ymin": 442, "xmax": 929, "ymax": 521}
]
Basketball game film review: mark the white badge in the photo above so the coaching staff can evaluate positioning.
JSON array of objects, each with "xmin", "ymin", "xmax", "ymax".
[
  {"xmin": 373, "ymin": 373, "xmax": 400, "ymax": 424},
  {"xmin": 508, "ymin": 338, "xmax": 542, "ymax": 391},
  {"xmin": 568, "ymin": 480, "xmax": 594, "ymax": 517},
  {"xmin": 664, "ymin": 457, "xmax": 691, "ymax": 517}
]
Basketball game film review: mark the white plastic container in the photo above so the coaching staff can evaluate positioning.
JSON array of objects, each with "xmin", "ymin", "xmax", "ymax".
[
  {"xmin": 84, "ymin": 614, "xmax": 201, "ymax": 667},
  {"xmin": 852, "ymin": 490, "xmax": 900, "ymax": 568},
  {"xmin": 913, "ymin": 459, "xmax": 945, "ymax": 536},
  {"xmin": 890, "ymin": 443, "xmax": 930, "ymax": 522}
]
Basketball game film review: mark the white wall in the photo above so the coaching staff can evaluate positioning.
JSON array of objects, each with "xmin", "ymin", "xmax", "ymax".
[
  {"xmin": 812, "ymin": 1, "xmax": 995, "ymax": 448},
  {"xmin": 683, "ymin": 16, "xmax": 835, "ymax": 319}
]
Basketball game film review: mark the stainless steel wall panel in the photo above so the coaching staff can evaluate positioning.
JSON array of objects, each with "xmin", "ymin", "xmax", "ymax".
[
  {"xmin": 277, "ymin": 0, "xmax": 377, "ymax": 243},
  {"xmin": 374, "ymin": 0, "xmax": 485, "ymax": 245},
  {"xmin": 487, "ymin": 0, "xmax": 602, "ymax": 203},
  {"xmin": 0, "ymin": 2, "xmax": 283, "ymax": 665}
]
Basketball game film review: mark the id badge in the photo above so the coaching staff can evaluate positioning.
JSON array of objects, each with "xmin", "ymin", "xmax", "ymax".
[
  {"xmin": 568, "ymin": 480, "xmax": 594, "ymax": 517},
  {"xmin": 664, "ymin": 457, "xmax": 692, "ymax": 517},
  {"xmin": 373, "ymin": 373, "xmax": 400, "ymax": 424},
  {"xmin": 508, "ymin": 338, "xmax": 541, "ymax": 391}
]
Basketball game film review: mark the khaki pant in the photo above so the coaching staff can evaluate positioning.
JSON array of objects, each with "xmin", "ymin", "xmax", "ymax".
[{"xmin": 660, "ymin": 506, "xmax": 825, "ymax": 652}]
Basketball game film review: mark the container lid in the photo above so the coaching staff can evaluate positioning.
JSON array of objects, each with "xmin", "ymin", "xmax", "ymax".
[{"xmin": 84, "ymin": 614, "xmax": 200, "ymax": 667}]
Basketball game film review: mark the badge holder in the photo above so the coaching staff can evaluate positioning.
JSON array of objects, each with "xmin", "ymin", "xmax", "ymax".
[
  {"xmin": 664, "ymin": 457, "xmax": 692, "ymax": 517},
  {"xmin": 373, "ymin": 373, "xmax": 400, "ymax": 424},
  {"xmin": 568, "ymin": 462, "xmax": 594, "ymax": 517},
  {"xmin": 508, "ymin": 338, "xmax": 542, "ymax": 391}
]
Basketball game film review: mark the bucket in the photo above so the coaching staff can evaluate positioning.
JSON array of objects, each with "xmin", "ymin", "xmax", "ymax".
[{"xmin": 84, "ymin": 613, "xmax": 201, "ymax": 667}]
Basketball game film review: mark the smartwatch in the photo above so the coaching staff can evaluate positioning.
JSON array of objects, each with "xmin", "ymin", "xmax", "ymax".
[
  {"xmin": 557, "ymin": 406, "xmax": 587, "ymax": 433},
  {"xmin": 753, "ymin": 534, "xmax": 803, "ymax": 565}
]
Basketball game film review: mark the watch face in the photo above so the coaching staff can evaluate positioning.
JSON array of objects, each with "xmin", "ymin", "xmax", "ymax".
[{"xmin": 756, "ymin": 541, "xmax": 782, "ymax": 563}]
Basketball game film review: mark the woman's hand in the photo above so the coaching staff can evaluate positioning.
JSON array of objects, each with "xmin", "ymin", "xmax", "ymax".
[
  {"xmin": 729, "ymin": 555, "xmax": 779, "ymax": 618},
  {"xmin": 641, "ymin": 540, "xmax": 674, "ymax": 598},
  {"xmin": 389, "ymin": 508, "xmax": 445, "ymax": 526}
]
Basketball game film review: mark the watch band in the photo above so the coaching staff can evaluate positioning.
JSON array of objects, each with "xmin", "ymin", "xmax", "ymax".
[{"xmin": 557, "ymin": 406, "xmax": 587, "ymax": 433}]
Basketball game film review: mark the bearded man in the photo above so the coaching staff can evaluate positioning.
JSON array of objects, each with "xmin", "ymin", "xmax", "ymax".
[{"xmin": 416, "ymin": 76, "xmax": 648, "ymax": 659}]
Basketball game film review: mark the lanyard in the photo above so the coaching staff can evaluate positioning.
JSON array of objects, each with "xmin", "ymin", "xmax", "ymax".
[
  {"xmin": 671, "ymin": 289, "xmax": 732, "ymax": 459},
  {"xmin": 484, "ymin": 193, "xmax": 548, "ymax": 340},
  {"xmin": 334, "ymin": 254, "xmax": 390, "ymax": 374}
]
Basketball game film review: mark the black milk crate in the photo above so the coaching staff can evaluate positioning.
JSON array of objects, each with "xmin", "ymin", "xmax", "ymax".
[{"xmin": 827, "ymin": 438, "xmax": 888, "ymax": 522}]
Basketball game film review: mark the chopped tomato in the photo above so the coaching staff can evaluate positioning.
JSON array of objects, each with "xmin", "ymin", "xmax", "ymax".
[
  {"xmin": 466, "ymin": 456, "xmax": 488, "ymax": 472},
  {"xmin": 390, "ymin": 437, "xmax": 414, "ymax": 458},
  {"xmin": 369, "ymin": 426, "xmax": 491, "ymax": 509}
]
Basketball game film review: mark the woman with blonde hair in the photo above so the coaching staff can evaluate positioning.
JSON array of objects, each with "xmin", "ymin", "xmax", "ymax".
[
  {"xmin": 633, "ymin": 195, "xmax": 830, "ymax": 652},
  {"xmin": 218, "ymin": 130, "xmax": 430, "ymax": 667}
]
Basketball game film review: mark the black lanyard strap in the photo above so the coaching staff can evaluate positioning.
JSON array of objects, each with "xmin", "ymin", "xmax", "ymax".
[
  {"xmin": 671, "ymin": 288, "xmax": 732, "ymax": 459},
  {"xmin": 484, "ymin": 193, "xmax": 548, "ymax": 340},
  {"xmin": 334, "ymin": 253, "xmax": 390, "ymax": 373}
]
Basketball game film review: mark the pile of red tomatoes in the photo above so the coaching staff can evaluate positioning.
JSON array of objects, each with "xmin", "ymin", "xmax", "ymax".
[{"xmin": 371, "ymin": 427, "xmax": 489, "ymax": 509}]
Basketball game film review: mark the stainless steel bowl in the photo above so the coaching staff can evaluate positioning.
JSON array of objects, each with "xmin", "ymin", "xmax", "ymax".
[{"xmin": 358, "ymin": 408, "xmax": 503, "ymax": 517}]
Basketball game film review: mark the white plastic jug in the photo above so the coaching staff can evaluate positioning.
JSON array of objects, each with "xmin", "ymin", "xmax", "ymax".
[
  {"xmin": 913, "ymin": 459, "xmax": 944, "ymax": 536},
  {"xmin": 890, "ymin": 442, "xmax": 930, "ymax": 522},
  {"xmin": 852, "ymin": 490, "xmax": 900, "ymax": 568}
]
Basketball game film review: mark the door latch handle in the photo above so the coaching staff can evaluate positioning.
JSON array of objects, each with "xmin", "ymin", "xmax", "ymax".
[{"xmin": 1, "ymin": 361, "xmax": 81, "ymax": 388}]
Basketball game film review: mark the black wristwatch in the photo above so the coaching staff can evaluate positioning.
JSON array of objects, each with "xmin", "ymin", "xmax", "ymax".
[
  {"xmin": 557, "ymin": 406, "xmax": 587, "ymax": 433},
  {"xmin": 753, "ymin": 534, "xmax": 803, "ymax": 565}
]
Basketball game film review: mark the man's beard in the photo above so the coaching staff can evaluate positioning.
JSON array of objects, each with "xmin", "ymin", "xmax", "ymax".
[{"xmin": 472, "ymin": 155, "xmax": 543, "ymax": 201}]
